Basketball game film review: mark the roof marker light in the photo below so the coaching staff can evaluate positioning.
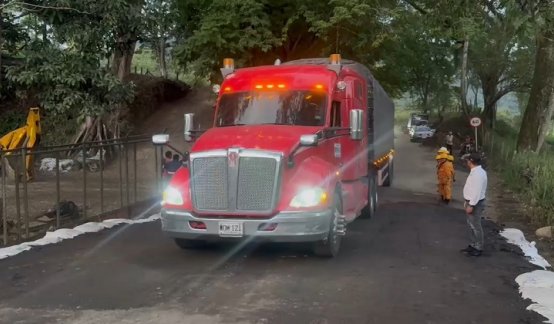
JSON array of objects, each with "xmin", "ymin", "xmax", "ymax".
[
  {"xmin": 315, "ymin": 84, "xmax": 324, "ymax": 90},
  {"xmin": 330, "ymin": 54, "xmax": 341, "ymax": 65},
  {"xmin": 223, "ymin": 58, "xmax": 234, "ymax": 69},
  {"xmin": 224, "ymin": 86, "xmax": 232, "ymax": 92},
  {"xmin": 266, "ymin": 84, "xmax": 274, "ymax": 89}
]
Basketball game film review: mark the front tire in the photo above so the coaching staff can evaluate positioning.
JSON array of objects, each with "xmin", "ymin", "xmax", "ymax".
[{"xmin": 313, "ymin": 191, "xmax": 343, "ymax": 257}]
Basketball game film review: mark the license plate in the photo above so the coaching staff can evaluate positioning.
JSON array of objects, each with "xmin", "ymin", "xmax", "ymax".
[{"xmin": 218, "ymin": 222, "xmax": 243, "ymax": 237}]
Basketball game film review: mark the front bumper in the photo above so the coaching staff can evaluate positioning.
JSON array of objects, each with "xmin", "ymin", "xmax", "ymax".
[{"xmin": 161, "ymin": 209, "xmax": 333, "ymax": 242}]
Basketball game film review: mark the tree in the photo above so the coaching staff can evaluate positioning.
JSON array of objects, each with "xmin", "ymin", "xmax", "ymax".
[
  {"xmin": 0, "ymin": 3, "xmax": 28, "ymax": 97},
  {"xmin": 384, "ymin": 12, "xmax": 455, "ymax": 113},
  {"xmin": 517, "ymin": 1, "xmax": 554, "ymax": 152},
  {"xmin": 402, "ymin": 0, "xmax": 534, "ymax": 129},
  {"xmin": 4, "ymin": 0, "xmax": 139, "ymax": 142},
  {"xmin": 174, "ymin": 0, "xmax": 405, "ymax": 94},
  {"xmin": 142, "ymin": 0, "xmax": 178, "ymax": 78}
]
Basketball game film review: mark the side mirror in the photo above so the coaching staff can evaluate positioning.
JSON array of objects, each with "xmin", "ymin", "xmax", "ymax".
[
  {"xmin": 184, "ymin": 113, "xmax": 195, "ymax": 142},
  {"xmin": 350, "ymin": 109, "xmax": 363, "ymax": 140},
  {"xmin": 152, "ymin": 134, "xmax": 169, "ymax": 145},
  {"xmin": 300, "ymin": 134, "xmax": 318, "ymax": 146}
]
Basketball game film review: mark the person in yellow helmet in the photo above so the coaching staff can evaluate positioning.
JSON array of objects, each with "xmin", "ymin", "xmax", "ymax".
[
  {"xmin": 436, "ymin": 152, "xmax": 453, "ymax": 204},
  {"xmin": 447, "ymin": 154, "xmax": 456, "ymax": 183},
  {"xmin": 437, "ymin": 146, "xmax": 449, "ymax": 155}
]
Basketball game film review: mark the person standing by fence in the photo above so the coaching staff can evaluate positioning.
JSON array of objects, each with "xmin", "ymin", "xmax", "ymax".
[{"xmin": 461, "ymin": 153, "xmax": 488, "ymax": 257}]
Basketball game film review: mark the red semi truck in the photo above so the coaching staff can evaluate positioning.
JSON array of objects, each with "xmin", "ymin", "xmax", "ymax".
[{"xmin": 152, "ymin": 54, "xmax": 395, "ymax": 257}]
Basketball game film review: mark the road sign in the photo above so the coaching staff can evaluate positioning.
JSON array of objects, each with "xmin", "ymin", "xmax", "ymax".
[
  {"xmin": 470, "ymin": 117, "xmax": 482, "ymax": 128},
  {"xmin": 469, "ymin": 117, "xmax": 481, "ymax": 151}
]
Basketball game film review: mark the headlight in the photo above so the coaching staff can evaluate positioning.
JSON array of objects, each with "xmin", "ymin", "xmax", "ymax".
[
  {"xmin": 290, "ymin": 187, "xmax": 328, "ymax": 208},
  {"xmin": 162, "ymin": 186, "xmax": 184, "ymax": 206}
]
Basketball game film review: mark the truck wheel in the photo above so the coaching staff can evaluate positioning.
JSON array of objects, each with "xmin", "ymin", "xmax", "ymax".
[
  {"xmin": 382, "ymin": 159, "xmax": 393, "ymax": 187},
  {"xmin": 174, "ymin": 238, "xmax": 206, "ymax": 250},
  {"xmin": 360, "ymin": 177, "xmax": 377, "ymax": 219},
  {"xmin": 313, "ymin": 191, "xmax": 342, "ymax": 257}
]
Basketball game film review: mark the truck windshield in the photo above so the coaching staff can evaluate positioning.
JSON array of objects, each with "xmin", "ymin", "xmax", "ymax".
[{"xmin": 216, "ymin": 91, "xmax": 326, "ymax": 127}]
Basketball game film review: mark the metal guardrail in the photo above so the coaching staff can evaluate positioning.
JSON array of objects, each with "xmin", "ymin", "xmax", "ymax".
[{"xmin": 0, "ymin": 136, "xmax": 165, "ymax": 246}]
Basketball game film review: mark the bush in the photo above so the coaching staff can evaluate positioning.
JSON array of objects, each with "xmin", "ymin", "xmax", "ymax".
[
  {"xmin": 0, "ymin": 110, "xmax": 26, "ymax": 136},
  {"xmin": 487, "ymin": 132, "xmax": 554, "ymax": 227}
]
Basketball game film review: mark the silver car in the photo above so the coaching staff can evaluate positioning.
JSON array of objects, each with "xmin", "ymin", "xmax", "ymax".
[{"xmin": 410, "ymin": 125, "xmax": 436, "ymax": 140}]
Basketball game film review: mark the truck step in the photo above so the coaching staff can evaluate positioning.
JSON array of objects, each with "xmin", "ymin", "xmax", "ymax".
[{"xmin": 336, "ymin": 215, "xmax": 347, "ymax": 236}]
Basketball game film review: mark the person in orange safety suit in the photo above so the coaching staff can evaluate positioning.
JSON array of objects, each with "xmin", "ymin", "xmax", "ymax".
[{"xmin": 436, "ymin": 148, "xmax": 454, "ymax": 204}]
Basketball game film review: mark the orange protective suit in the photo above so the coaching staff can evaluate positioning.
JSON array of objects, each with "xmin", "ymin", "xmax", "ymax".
[{"xmin": 436, "ymin": 156, "xmax": 454, "ymax": 201}]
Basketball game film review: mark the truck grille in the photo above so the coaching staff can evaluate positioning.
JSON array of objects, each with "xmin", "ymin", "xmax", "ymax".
[
  {"xmin": 191, "ymin": 157, "xmax": 228, "ymax": 210},
  {"xmin": 190, "ymin": 150, "xmax": 281, "ymax": 214}
]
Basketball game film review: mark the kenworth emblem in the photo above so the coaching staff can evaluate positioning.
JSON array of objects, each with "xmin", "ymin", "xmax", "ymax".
[{"xmin": 228, "ymin": 150, "xmax": 239, "ymax": 167}]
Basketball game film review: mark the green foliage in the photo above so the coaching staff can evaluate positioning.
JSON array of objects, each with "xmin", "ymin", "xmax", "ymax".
[
  {"xmin": 488, "ymin": 132, "xmax": 554, "ymax": 226},
  {"xmin": 1, "ymin": 0, "xmax": 142, "ymax": 131},
  {"xmin": 384, "ymin": 11, "xmax": 456, "ymax": 111},
  {"xmin": 0, "ymin": 110, "xmax": 26, "ymax": 136},
  {"xmin": 174, "ymin": 0, "xmax": 406, "ymax": 94},
  {"xmin": 6, "ymin": 42, "xmax": 135, "ymax": 118}
]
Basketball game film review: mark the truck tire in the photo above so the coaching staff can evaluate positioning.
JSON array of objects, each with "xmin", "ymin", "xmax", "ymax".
[
  {"xmin": 382, "ymin": 159, "xmax": 393, "ymax": 187},
  {"xmin": 174, "ymin": 238, "xmax": 206, "ymax": 250},
  {"xmin": 360, "ymin": 177, "xmax": 377, "ymax": 219},
  {"xmin": 313, "ymin": 191, "xmax": 342, "ymax": 257}
]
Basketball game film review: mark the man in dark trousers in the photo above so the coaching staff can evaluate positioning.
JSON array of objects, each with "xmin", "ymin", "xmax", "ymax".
[{"xmin": 461, "ymin": 153, "xmax": 488, "ymax": 257}]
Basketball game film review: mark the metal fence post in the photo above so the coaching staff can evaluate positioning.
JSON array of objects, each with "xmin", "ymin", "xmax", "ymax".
[
  {"xmin": 82, "ymin": 144, "xmax": 87, "ymax": 220},
  {"xmin": 119, "ymin": 142, "xmax": 124, "ymax": 209},
  {"xmin": 125, "ymin": 142, "xmax": 130, "ymax": 208},
  {"xmin": 154, "ymin": 145, "xmax": 160, "ymax": 193},
  {"xmin": 100, "ymin": 145, "xmax": 104, "ymax": 215},
  {"xmin": 1, "ymin": 154, "xmax": 8, "ymax": 245},
  {"xmin": 133, "ymin": 142, "xmax": 137, "ymax": 203},
  {"xmin": 14, "ymin": 152, "xmax": 21, "ymax": 242},
  {"xmin": 55, "ymin": 151, "xmax": 61, "ymax": 229},
  {"xmin": 21, "ymin": 148, "xmax": 29, "ymax": 239}
]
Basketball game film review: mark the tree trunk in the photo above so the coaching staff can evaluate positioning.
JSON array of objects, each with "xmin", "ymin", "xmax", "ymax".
[
  {"xmin": 460, "ymin": 39, "xmax": 469, "ymax": 115},
  {"xmin": 157, "ymin": 38, "xmax": 167, "ymax": 78},
  {"xmin": 517, "ymin": 27, "xmax": 554, "ymax": 152},
  {"xmin": 42, "ymin": 23, "xmax": 47, "ymax": 42},
  {"xmin": 481, "ymin": 77, "xmax": 498, "ymax": 130},
  {"xmin": 111, "ymin": 38, "xmax": 136, "ymax": 81}
]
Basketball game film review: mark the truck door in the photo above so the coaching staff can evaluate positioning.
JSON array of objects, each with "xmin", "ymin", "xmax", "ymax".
[{"xmin": 337, "ymin": 78, "xmax": 367, "ymax": 181}]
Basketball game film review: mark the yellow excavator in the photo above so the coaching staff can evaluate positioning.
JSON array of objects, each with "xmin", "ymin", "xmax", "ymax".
[{"xmin": 0, "ymin": 107, "xmax": 41, "ymax": 181}]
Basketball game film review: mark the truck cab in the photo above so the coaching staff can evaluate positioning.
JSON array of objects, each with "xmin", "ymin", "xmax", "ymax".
[{"xmin": 153, "ymin": 55, "xmax": 395, "ymax": 257}]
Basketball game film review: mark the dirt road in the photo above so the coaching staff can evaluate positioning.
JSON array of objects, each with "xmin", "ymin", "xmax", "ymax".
[{"xmin": 0, "ymin": 132, "xmax": 546, "ymax": 324}]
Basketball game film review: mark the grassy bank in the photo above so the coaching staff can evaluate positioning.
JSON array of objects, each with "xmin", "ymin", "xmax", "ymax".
[{"xmin": 486, "ymin": 126, "xmax": 554, "ymax": 227}]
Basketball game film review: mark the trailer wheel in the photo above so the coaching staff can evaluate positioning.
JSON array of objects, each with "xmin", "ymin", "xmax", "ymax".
[
  {"xmin": 313, "ymin": 191, "xmax": 342, "ymax": 257},
  {"xmin": 174, "ymin": 238, "xmax": 206, "ymax": 250},
  {"xmin": 360, "ymin": 177, "xmax": 377, "ymax": 219},
  {"xmin": 383, "ymin": 159, "xmax": 393, "ymax": 187}
]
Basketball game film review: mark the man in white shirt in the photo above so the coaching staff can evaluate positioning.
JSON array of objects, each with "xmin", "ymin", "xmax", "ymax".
[{"xmin": 461, "ymin": 153, "xmax": 487, "ymax": 256}]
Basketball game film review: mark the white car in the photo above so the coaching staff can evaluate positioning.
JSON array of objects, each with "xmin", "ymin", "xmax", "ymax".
[{"xmin": 410, "ymin": 125, "xmax": 435, "ymax": 140}]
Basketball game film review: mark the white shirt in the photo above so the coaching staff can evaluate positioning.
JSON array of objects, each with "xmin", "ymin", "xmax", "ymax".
[
  {"xmin": 445, "ymin": 134, "xmax": 454, "ymax": 145},
  {"xmin": 463, "ymin": 165, "xmax": 487, "ymax": 206}
]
